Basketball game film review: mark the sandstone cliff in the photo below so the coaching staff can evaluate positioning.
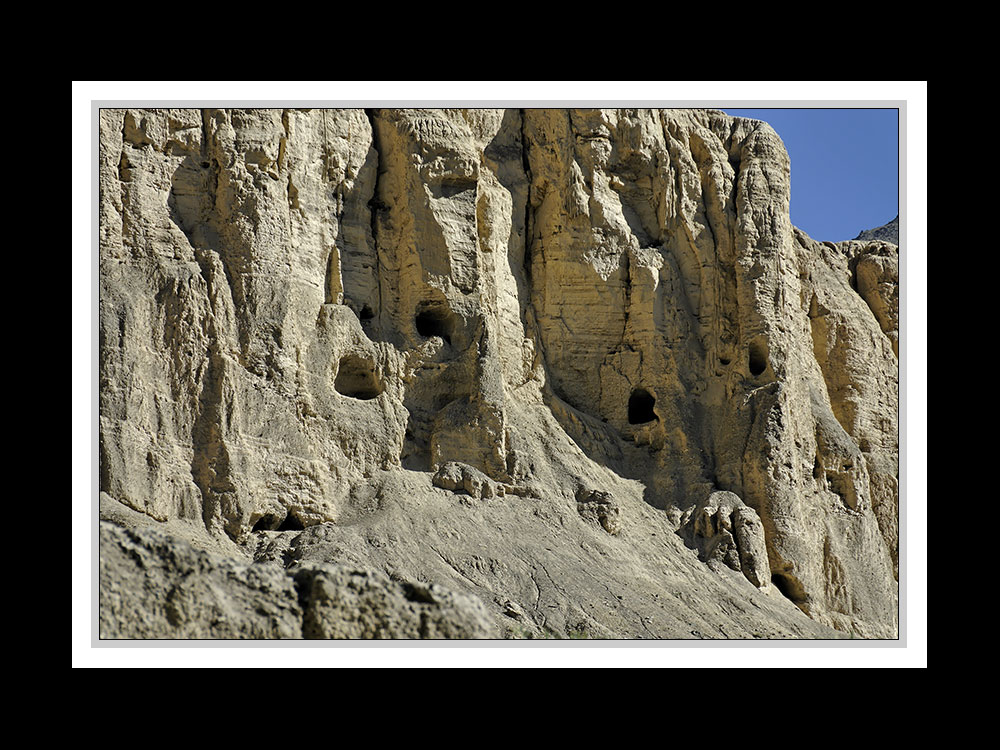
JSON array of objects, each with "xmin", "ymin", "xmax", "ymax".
[{"xmin": 99, "ymin": 108, "xmax": 899, "ymax": 639}]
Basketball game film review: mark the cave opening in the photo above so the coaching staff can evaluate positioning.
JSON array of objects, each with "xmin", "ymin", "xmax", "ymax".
[
  {"xmin": 415, "ymin": 303, "xmax": 452, "ymax": 344},
  {"xmin": 628, "ymin": 388, "xmax": 657, "ymax": 425},
  {"xmin": 252, "ymin": 511, "xmax": 305, "ymax": 533},
  {"xmin": 252, "ymin": 514, "xmax": 280, "ymax": 532},
  {"xmin": 749, "ymin": 339, "xmax": 768, "ymax": 376},
  {"xmin": 771, "ymin": 572, "xmax": 806, "ymax": 605},
  {"xmin": 334, "ymin": 354, "xmax": 382, "ymax": 400},
  {"xmin": 277, "ymin": 513, "xmax": 305, "ymax": 532}
]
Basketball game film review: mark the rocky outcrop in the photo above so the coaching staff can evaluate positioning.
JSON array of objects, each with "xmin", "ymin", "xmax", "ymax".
[
  {"xmin": 100, "ymin": 522, "xmax": 494, "ymax": 639},
  {"xmin": 679, "ymin": 491, "xmax": 769, "ymax": 588},
  {"xmin": 99, "ymin": 108, "xmax": 898, "ymax": 638},
  {"xmin": 851, "ymin": 241, "xmax": 899, "ymax": 358},
  {"xmin": 854, "ymin": 215, "xmax": 898, "ymax": 245},
  {"xmin": 433, "ymin": 461, "xmax": 505, "ymax": 500},
  {"xmin": 576, "ymin": 488, "xmax": 622, "ymax": 536}
]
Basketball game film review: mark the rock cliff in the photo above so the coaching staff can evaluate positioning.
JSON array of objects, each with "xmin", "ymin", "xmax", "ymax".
[{"xmin": 99, "ymin": 108, "xmax": 899, "ymax": 638}]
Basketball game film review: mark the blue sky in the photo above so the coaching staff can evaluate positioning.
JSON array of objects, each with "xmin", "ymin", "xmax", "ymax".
[{"xmin": 722, "ymin": 109, "xmax": 898, "ymax": 243}]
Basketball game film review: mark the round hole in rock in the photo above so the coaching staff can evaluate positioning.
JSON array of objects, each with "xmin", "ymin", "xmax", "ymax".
[
  {"xmin": 628, "ymin": 388, "xmax": 657, "ymax": 424},
  {"xmin": 334, "ymin": 354, "xmax": 382, "ymax": 400},
  {"xmin": 748, "ymin": 339, "xmax": 768, "ymax": 376},
  {"xmin": 415, "ymin": 303, "xmax": 452, "ymax": 344}
]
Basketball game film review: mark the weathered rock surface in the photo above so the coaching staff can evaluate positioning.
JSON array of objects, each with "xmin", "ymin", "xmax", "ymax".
[
  {"xmin": 99, "ymin": 108, "xmax": 897, "ymax": 638},
  {"xmin": 433, "ymin": 461, "xmax": 505, "ymax": 500},
  {"xmin": 576, "ymin": 488, "xmax": 622, "ymax": 536},
  {"xmin": 679, "ymin": 491, "xmax": 769, "ymax": 588},
  {"xmin": 100, "ymin": 521, "xmax": 493, "ymax": 639},
  {"xmin": 854, "ymin": 215, "xmax": 898, "ymax": 245}
]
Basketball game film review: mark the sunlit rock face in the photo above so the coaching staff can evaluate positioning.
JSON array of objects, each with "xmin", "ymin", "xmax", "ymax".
[{"xmin": 99, "ymin": 108, "xmax": 898, "ymax": 639}]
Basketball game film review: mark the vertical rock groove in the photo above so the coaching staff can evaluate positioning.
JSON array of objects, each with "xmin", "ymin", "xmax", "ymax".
[{"xmin": 364, "ymin": 108, "xmax": 384, "ymax": 332}]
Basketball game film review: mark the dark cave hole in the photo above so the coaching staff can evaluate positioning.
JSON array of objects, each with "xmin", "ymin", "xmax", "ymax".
[
  {"xmin": 415, "ymin": 304, "xmax": 452, "ymax": 344},
  {"xmin": 749, "ymin": 340, "xmax": 768, "ymax": 376},
  {"xmin": 334, "ymin": 354, "xmax": 382, "ymax": 400},
  {"xmin": 628, "ymin": 388, "xmax": 657, "ymax": 425},
  {"xmin": 252, "ymin": 514, "xmax": 280, "ymax": 532},
  {"xmin": 277, "ymin": 513, "xmax": 305, "ymax": 532},
  {"xmin": 771, "ymin": 572, "xmax": 806, "ymax": 604},
  {"xmin": 359, "ymin": 304, "xmax": 374, "ymax": 320}
]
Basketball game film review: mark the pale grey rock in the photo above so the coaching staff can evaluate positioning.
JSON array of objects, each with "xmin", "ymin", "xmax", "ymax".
[
  {"xmin": 433, "ymin": 461, "xmax": 503, "ymax": 500},
  {"xmin": 295, "ymin": 565, "xmax": 493, "ymax": 639},
  {"xmin": 99, "ymin": 522, "xmax": 493, "ymax": 639},
  {"xmin": 100, "ymin": 522, "xmax": 301, "ymax": 639},
  {"xmin": 679, "ymin": 491, "xmax": 769, "ymax": 588},
  {"xmin": 100, "ymin": 491, "xmax": 248, "ymax": 559},
  {"xmin": 576, "ymin": 488, "xmax": 622, "ymax": 536},
  {"xmin": 233, "ymin": 471, "xmax": 846, "ymax": 639}
]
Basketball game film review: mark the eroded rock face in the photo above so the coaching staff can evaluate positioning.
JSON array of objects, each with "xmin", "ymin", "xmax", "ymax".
[
  {"xmin": 100, "ymin": 108, "xmax": 898, "ymax": 638},
  {"xmin": 679, "ymin": 491, "xmax": 769, "ymax": 588},
  {"xmin": 294, "ymin": 565, "xmax": 493, "ymax": 639},
  {"xmin": 99, "ymin": 522, "xmax": 493, "ymax": 639},
  {"xmin": 576, "ymin": 488, "xmax": 622, "ymax": 536}
]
